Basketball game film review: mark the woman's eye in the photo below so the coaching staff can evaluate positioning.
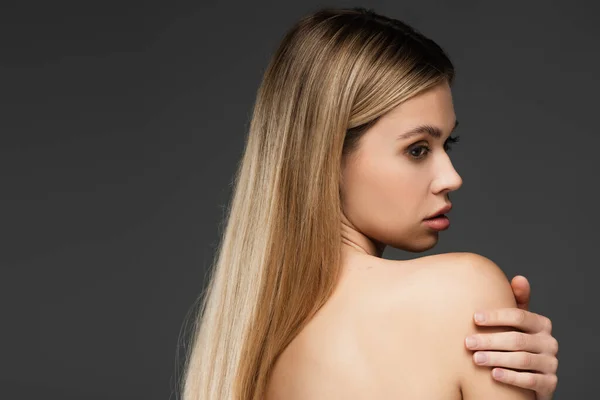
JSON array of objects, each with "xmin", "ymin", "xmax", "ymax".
[
  {"xmin": 406, "ymin": 135, "xmax": 460, "ymax": 160},
  {"xmin": 408, "ymin": 145, "xmax": 430, "ymax": 159}
]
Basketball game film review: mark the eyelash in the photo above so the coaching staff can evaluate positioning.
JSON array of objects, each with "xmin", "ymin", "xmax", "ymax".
[{"xmin": 406, "ymin": 135, "xmax": 461, "ymax": 160}]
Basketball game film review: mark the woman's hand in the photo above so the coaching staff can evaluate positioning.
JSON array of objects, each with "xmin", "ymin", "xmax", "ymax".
[{"xmin": 464, "ymin": 275, "xmax": 559, "ymax": 400}]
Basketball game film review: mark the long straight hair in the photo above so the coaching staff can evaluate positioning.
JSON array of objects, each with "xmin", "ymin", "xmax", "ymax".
[{"xmin": 180, "ymin": 7, "xmax": 455, "ymax": 400}]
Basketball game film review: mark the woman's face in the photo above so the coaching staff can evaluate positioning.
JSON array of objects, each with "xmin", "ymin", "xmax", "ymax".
[{"xmin": 340, "ymin": 81, "xmax": 462, "ymax": 253}]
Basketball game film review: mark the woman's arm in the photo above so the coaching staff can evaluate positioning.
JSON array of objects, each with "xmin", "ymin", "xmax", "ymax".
[
  {"xmin": 465, "ymin": 276, "xmax": 558, "ymax": 400},
  {"xmin": 452, "ymin": 253, "xmax": 535, "ymax": 399}
]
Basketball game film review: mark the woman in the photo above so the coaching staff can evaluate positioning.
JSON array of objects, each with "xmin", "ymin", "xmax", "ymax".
[{"xmin": 180, "ymin": 7, "xmax": 559, "ymax": 400}]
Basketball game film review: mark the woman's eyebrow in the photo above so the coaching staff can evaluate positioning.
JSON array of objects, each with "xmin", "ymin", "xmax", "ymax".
[{"xmin": 396, "ymin": 119, "xmax": 459, "ymax": 141}]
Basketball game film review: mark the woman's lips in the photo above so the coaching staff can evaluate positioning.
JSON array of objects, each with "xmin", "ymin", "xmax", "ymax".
[{"xmin": 423, "ymin": 215, "xmax": 450, "ymax": 231}]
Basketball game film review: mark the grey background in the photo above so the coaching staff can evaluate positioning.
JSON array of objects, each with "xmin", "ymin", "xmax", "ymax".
[{"xmin": 2, "ymin": 1, "xmax": 596, "ymax": 399}]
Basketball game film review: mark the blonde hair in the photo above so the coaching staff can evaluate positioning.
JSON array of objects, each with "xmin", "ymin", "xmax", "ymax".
[{"xmin": 179, "ymin": 6, "xmax": 455, "ymax": 400}]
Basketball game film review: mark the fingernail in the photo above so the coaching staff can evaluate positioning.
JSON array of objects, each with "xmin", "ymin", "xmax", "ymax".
[
  {"xmin": 493, "ymin": 369, "xmax": 504, "ymax": 379},
  {"xmin": 474, "ymin": 312, "xmax": 486, "ymax": 323},
  {"xmin": 465, "ymin": 336, "xmax": 478, "ymax": 348},
  {"xmin": 474, "ymin": 352, "xmax": 487, "ymax": 364}
]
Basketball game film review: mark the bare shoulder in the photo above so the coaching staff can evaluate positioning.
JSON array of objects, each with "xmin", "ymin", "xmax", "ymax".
[
  {"xmin": 402, "ymin": 252, "xmax": 534, "ymax": 399},
  {"xmin": 266, "ymin": 252, "xmax": 528, "ymax": 399},
  {"xmin": 401, "ymin": 251, "xmax": 513, "ymax": 296},
  {"xmin": 341, "ymin": 251, "xmax": 510, "ymax": 303},
  {"xmin": 397, "ymin": 251, "xmax": 519, "ymax": 333}
]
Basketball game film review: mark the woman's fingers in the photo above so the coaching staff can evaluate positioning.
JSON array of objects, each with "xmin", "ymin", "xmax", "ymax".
[
  {"xmin": 472, "ymin": 306, "xmax": 559, "ymax": 399},
  {"xmin": 490, "ymin": 368, "xmax": 558, "ymax": 400},
  {"xmin": 465, "ymin": 330, "xmax": 557, "ymax": 354},
  {"xmin": 474, "ymin": 308, "xmax": 551, "ymax": 334},
  {"xmin": 472, "ymin": 350, "xmax": 559, "ymax": 374}
]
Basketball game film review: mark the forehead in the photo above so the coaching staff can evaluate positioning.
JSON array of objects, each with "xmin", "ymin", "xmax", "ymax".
[{"xmin": 381, "ymin": 83, "xmax": 456, "ymax": 128}]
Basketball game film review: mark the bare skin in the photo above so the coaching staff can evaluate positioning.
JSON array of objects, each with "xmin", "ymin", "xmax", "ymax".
[
  {"xmin": 340, "ymin": 217, "xmax": 559, "ymax": 399},
  {"xmin": 269, "ymin": 253, "xmax": 467, "ymax": 399},
  {"xmin": 469, "ymin": 275, "xmax": 558, "ymax": 400}
]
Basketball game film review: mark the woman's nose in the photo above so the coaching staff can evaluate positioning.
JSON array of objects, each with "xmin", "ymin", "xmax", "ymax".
[{"xmin": 432, "ymin": 160, "xmax": 463, "ymax": 194}]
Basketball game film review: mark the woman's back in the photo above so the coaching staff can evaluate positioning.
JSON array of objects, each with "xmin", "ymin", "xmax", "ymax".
[{"xmin": 266, "ymin": 252, "xmax": 531, "ymax": 399}]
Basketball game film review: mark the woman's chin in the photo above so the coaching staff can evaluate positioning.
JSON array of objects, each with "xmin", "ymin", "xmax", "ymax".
[{"xmin": 389, "ymin": 235, "xmax": 439, "ymax": 253}]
